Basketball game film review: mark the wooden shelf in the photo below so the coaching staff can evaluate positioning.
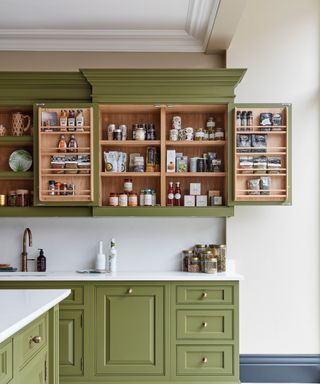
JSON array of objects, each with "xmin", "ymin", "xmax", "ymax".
[
  {"xmin": 0, "ymin": 171, "xmax": 33, "ymax": 180},
  {"xmin": 40, "ymin": 131, "xmax": 90, "ymax": 135},
  {"xmin": 165, "ymin": 172, "xmax": 226, "ymax": 177},
  {"xmin": 165, "ymin": 140, "xmax": 226, "ymax": 146},
  {"xmin": 41, "ymin": 173, "xmax": 91, "ymax": 177},
  {"xmin": 100, "ymin": 140, "xmax": 160, "ymax": 146},
  {"xmin": 236, "ymin": 173, "xmax": 286, "ymax": 177},
  {"xmin": 0, "ymin": 136, "xmax": 33, "ymax": 144},
  {"xmin": 236, "ymin": 130, "xmax": 286, "ymax": 134},
  {"xmin": 236, "ymin": 151, "xmax": 286, "ymax": 155},
  {"xmin": 41, "ymin": 152, "xmax": 91, "ymax": 156},
  {"xmin": 236, "ymin": 125, "xmax": 287, "ymax": 129},
  {"xmin": 40, "ymin": 125, "xmax": 91, "ymax": 129},
  {"xmin": 101, "ymin": 172, "xmax": 160, "ymax": 177}
]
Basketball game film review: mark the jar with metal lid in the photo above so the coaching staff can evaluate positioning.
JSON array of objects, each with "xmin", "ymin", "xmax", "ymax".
[
  {"xmin": 55, "ymin": 181, "xmax": 61, "ymax": 196},
  {"xmin": 188, "ymin": 255, "xmax": 201, "ymax": 273},
  {"xmin": 119, "ymin": 124, "xmax": 127, "ymax": 140},
  {"xmin": 135, "ymin": 126, "xmax": 146, "ymax": 141},
  {"xmin": 107, "ymin": 123, "xmax": 116, "ymax": 140},
  {"xmin": 61, "ymin": 183, "xmax": 68, "ymax": 196},
  {"xmin": 128, "ymin": 192, "xmax": 138, "ymax": 207},
  {"xmin": 124, "ymin": 178, "xmax": 133, "ymax": 193},
  {"xmin": 202, "ymin": 253, "xmax": 218, "ymax": 274},
  {"xmin": 109, "ymin": 192, "xmax": 119, "ymax": 206},
  {"xmin": 194, "ymin": 244, "xmax": 207, "ymax": 257},
  {"xmin": 119, "ymin": 192, "xmax": 128, "ymax": 207},
  {"xmin": 214, "ymin": 127, "xmax": 224, "ymax": 140},
  {"xmin": 208, "ymin": 244, "xmax": 226, "ymax": 272},
  {"xmin": 195, "ymin": 128, "xmax": 205, "ymax": 141},
  {"xmin": 7, "ymin": 190, "xmax": 16, "ymax": 207},
  {"xmin": 182, "ymin": 250, "xmax": 193, "ymax": 272},
  {"xmin": 16, "ymin": 189, "xmax": 29, "ymax": 207},
  {"xmin": 146, "ymin": 124, "xmax": 156, "ymax": 140}
]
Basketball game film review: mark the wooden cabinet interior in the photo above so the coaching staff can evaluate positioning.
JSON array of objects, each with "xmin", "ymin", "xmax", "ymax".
[
  {"xmin": 38, "ymin": 107, "xmax": 94, "ymax": 202},
  {"xmin": 234, "ymin": 106, "xmax": 288, "ymax": 202},
  {"xmin": 99, "ymin": 104, "xmax": 228, "ymax": 208}
]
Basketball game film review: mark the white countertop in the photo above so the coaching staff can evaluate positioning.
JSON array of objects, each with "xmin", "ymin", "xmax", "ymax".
[
  {"xmin": 0, "ymin": 271, "xmax": 242, "ymax": 281},
  {"xmin": 0, "ymin": 289, "xmax": 70, "ymax": 344}
]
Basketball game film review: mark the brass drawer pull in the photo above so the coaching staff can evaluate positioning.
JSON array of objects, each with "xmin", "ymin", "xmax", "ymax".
[
  {"xmin": 202, "ymin": 357, "xmax": 208, "ymax": 364},
  {"xmin": 127, "ymin": 288, "xmax": 133, "ymax": 294},
  {"xmin": 202, "ymin": 321, "xmax": 208, "ymax": 328},
  {"xmin": 29, "ymin": 335, "xmax": 42, "ymax": 344},
  {"xmin": 201, "ymin": 292, "xmax": 208, "ymax": 299}
]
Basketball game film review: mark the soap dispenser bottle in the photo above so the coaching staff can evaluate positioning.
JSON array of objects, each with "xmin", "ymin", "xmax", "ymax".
[
  {"xmin": 95, "ymin": 241, "xmax": 106, "ymax": 272},
  {"xmin": 37, "ymin": 249, "xmax": 46, "ymax": 272}
]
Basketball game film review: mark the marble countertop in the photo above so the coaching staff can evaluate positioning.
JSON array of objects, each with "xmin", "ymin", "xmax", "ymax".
[
  {"xmin": 0, "ymin": 289, "xmax": 70, "ymax": 344},
  {"xmin": 0, "ymin": 271, "xmax": 243, "ymax": 281}
]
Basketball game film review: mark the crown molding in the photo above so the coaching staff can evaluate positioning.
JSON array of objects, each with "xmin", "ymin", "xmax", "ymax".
[{"xmin": 0, "ymin": 28, "xmax": 203, "ymax": 52}]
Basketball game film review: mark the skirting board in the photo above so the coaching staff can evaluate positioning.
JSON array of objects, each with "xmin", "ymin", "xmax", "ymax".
[{"xmin": 240, "ymin": 355, "xmax": 320, "ymax": 383}]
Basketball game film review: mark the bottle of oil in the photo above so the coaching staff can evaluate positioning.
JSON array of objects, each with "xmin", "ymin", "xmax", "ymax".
[{"xmin": 67, "ymin": 135, "xmax": 78, "ymax": 153}]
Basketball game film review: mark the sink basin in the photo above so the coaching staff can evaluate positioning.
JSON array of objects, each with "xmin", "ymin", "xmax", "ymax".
[{"xmin": 0, "ymin": 272, "xmax": 48, "ymax": 277}]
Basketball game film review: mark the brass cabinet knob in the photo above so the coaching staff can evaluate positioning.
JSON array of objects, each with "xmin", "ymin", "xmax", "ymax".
[
  {"xmin": 202, "ymin": 321, "xmax": 208, "ymax": 328},
  {"xmin": 29, "ymin": 335, "xmax": 42, "ymax": 344},
  {"xmin": 127, "ymin": 288, "xmax": 133, "ymax": 294},
  {"xmin": 201, "ymin": 292, "xmax": 208, "ymax": 299},
  {"xmin": 202, "ymin": 357, "xmax": 208, "ymax": 364}
]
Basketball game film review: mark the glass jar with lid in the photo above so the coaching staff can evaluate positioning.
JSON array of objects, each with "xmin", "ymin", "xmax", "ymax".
[
  {"xmin": 188, "ymin": 255, "xmax": 201, "ymax": 273},
  {"xmin": 195, "ymin": 128, "xmax": 205, "ymax": 141},
  {"xmin": 208, "ymin": 244, "xmax": 226, "ymax": 272},
  {"xmin": 194, "ymin": 244, "xmax": 207, "ymax": 257},
  {"xmin": 202, "ymin": 252, "xmax": 218, "ymax": 274},
  {"xmin": 7, "ymin": 190, "xmax": 16, "ymax": 207},
  {"xmin": 135, "ymin": 125, "xmax": 146, "ymax": 141},
  {"xmin": 16, "ymin": 189, "xmax": 29, "ymax": 207},
  {"xmin": 182, "ymin": 250, "xmax": 193, "ymax": 272}
]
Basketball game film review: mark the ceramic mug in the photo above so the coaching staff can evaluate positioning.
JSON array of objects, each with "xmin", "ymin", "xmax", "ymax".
[
  {"xmin": 11, "ymin": 112, "xmax": 31, "ymax": 136},
  {"xmin": 0, "ymin": 124, "xmax": 7, "ymax": 136}
]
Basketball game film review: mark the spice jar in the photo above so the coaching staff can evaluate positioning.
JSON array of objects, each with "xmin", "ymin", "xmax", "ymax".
[
  {"xmin": 202, "ymin": 253, "xmax": 218, "ymax": 274},
  {"xmin": 214, "ymin": 127, "xmax": 224, "ymax": 140},
  {"xmin": 67, "ymin": 184, "xmax": 75, "ymax": 195},
  {"xmin": 194, "ymin": 244, "xmax": 207, "ymax": 257},
  {"xmin": 188, "ymin": 255, "xmax": 201, "ymax": 273},
  {"xmin": 16, "ymin": 189, "xmax": 29, "ymax": 207},
  {"xmin": 119, "ymin": 192, "xmax": 128, "ymax": 207},
  {"xmin": 128, "ymin": 192, "xmax": 138, "ymax": 207},
  {"xmin": 7, "ymin": 191, "xmax": 16, "ymax": 207},
  {"xmin": 209, "ymin": 244, "xmax": 226, "ymax": 272},
  {"xmin": 48, "ymin": 180, "xmax": 55, "ymax": 196},
  {"xmin": 107, "ymin": 124, "xmax": 116, "ymax": 140},
  {"xmin": 195, "ymin": 128, "xmax": 205, "ymax": 141},
  {"xmin": 146, "ymin": 124, "xmax": 156, "ymax": 140},
  {"xmin": 55, "ymin": 182, "xmax": 61, "ymax": 196},
  {"xmin": 109, "ymin": 192, "xmax": 119, "ymax": 206},
  {"xmin": 182, "ymin": 250, "xmax": 193, "ymax": 272},
  {"xmin": 124, "ymin": 178, "xmax": 133, "ymax": 193}
]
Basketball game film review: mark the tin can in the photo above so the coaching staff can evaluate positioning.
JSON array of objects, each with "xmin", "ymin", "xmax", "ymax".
[
  {"xmin": 119, "ymin": 124, "xmax": 127, "ymax": 141},
  {"xmin": 190, "ymin": 157, "xmax": 199, "ymax": 172}
]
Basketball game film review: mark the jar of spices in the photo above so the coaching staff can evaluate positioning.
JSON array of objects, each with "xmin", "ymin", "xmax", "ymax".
[
  {"xmin": 128, "ymin": 192, "xmax": 138, "ymax": 207},
  {"xmin": 61, "ymin": 183, "xmax": 68, "ymax": 196},
  {"xmin": 214, "ymin": 127, "xmax": 224, "ymax": 140},
  {"xmin": 109, "ymin": 192, "xmax": 119, "ymax": 207},
  {"xmin": 48, "ymin": 180, "xmax": 55, "ymax": 196},
  {"xmin": 124, "ymin": 178, "xmax": 133, "ymax": 193},
  {"xmin": 209, "ymin": 244, "xmax": 226, "ymax": 272},
  {"xmin": 195, "ymin": 128, "xmax": 205, "ymax": 141},
  {"xmin": 119, "ymin": 192, "xmax": 128, "ymax": 207},
  {"xmin": 16, "ymin": 189, "xmax": 29, "ymax": 207},
  {"xmin": 107, "ymin": 124, "xmax": 116, "ymax": 140},
  {"xmin": 188, "ymin": 255, "xmax": 201, "ymax": 273},
  {"xmin": 182, "ymin": 250, "xmax": 194, "ymax": 272},
  {"xmin": 202, "ymin": 253, "xmax": 218, "ymax": 274},
  {"xmin": 135, "ymin": 126, "xmax": 146, "ymax": 141},
  {"xmin": 7, "ymin": 190, "xmax": 16, "ymax": 207},
  {"xmin": 144, "ymin": 189, "xmax": 152, "ymax": 206},
  {"xmin": 194, "ymin": 244, "xmax": 207, "ymax": 256}
]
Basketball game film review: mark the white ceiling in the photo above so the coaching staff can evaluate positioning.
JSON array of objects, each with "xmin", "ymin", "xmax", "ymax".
[{"xmin": 0, "ymin": 0, "xmax": 245, "ymax": 52}]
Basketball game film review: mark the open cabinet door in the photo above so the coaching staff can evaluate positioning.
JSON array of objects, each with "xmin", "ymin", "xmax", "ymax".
[
  {"xmin": 230, "ymin": 103, "xmax": 292, "ymax": 205},
  {"xmin": 33, "ymin": 102, "xmax": 97, "ymax": 207}
]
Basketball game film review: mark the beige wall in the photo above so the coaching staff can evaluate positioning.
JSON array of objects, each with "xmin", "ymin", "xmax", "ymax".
[
  {"xmin": 0, "ymin": 52, "xmax": 224, "ymax": 71},
  {"xmin": 227, "ymin": 0, "xmax": 320, "ymax": 353}
]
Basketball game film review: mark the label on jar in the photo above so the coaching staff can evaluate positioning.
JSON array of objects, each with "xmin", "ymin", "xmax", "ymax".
[
  {"xmin": 209, "ymin": 132, "xmax": 215, "ymax": 140},
  {"xmin": 119, "ymin": 194, "xmax": 128, "ymax": 207},
  {"xmin": 195, "ymin": 131, "xmax": 205, "ymax": 139},
  {"xmin": 144, "ymin": 194, "xmax": 152, "ymax": 206},
  {"xmin": 109, "ymin": 196, "xmax": 119, "ymax": 206},
  {"xmin": 128, "ymin": 195, "xmax": 138, "ymax": 207},
  {"xmin": 215, "ymin": 131, "xmax": 224, "ymax": 140}
]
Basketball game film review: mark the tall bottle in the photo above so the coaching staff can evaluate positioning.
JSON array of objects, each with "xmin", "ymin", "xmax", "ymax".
[
  {"xmin": 57, "ymin": 134, "xmax": 67, "ymax": 153},
  {"xmin": 37, "ymin": 249, "xmax": 46, "ymax": 272},
  {"xmin": 67, "ymin": 135, "xmax": 78, "ymax": 153},
  {"xmin": 95, "ymin": 241, "xmax": 106, "ymax": 271},
  {"xmin": 60, "ymin": 110, "xmax": 68, "ymax": 130},
  {"xmin": 109, "ymin": 238, "xmax": 117, "ymax": 273},
  {"xmin": 174, "ymin": 182, "xmax": 182, "ymax": 206},
  {"xmin": 76, "ymin": 110, "xmax": 84, "ymax": 129},
  {"xmin": 167, "ymin": 181, "xmax": 174, "ymax": 207},
  {"xmin": 67, "ymin": 110, "xmax": 76, "ymax": 130}
]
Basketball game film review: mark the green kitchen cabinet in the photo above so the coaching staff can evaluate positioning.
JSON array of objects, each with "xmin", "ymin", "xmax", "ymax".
[
  {"xmin": 95, "ymin": 285, "xmax": 165, "ymax": 376},
  {"xmin": 0, "ymin": 339, "xmax": 13, "ymax": 384},
  {"xmin": 18, "ymin": 349, "xmax": 47, "ymax": 384},
  {"xmin": 59, "ymin": 310, "xmax": 84, "ymax": 377}
]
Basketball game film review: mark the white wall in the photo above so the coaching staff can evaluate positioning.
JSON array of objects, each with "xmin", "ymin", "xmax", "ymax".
[
  {"xmin": 227, "ymin": 0, "xmax": 320, "ymax": 354},
  {"xmin": 0, "ymin": 217, "xmax": 225, "ymax": 272}
]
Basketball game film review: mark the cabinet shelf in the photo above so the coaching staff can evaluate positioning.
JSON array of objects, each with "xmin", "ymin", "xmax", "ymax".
[
  {"xmin": 165, "ymin": 140, "xmax": 226, "ymax": 146},
  {"xmin": 236, "ymin": 130, "xmax": 286, "ymax": 134},
  {"xmin": 236, "ymin": 173, "xmax": 286, "ymax": 177},
  {"xmin": 0, "ymin": 171, "xmax": 33, "ymax": 180},
  {"xmin": 165, "ymin": 172, "xmax": 226, "ymax": 177},
  {"xmin": 100, "ymin": 140, "xmax": 160, "ymax": 146},
  {"xmin": 236, "ymin": 125, "xmax": 287, "ymax": 129},
  {"xmin": 100, "ymin": 172, "xmax": 160, "ymax": 177},
  {"xmin": 236, "ymin": 151, "xmax": 286, "ymax": 155},
  {"xmin": 0, "ymin": 136, "xmax": 33, "ymax": 144},
  {"xmin": 41, "ymin": 173, "xmax": 91, "ymax": 177},
  {"xmin": 40, "ymin": 131, "xmax": 90, "ymax": 135}
]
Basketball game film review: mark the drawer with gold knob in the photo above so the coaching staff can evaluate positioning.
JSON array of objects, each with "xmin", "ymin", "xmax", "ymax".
[
  {"xmin": 176, "ymin": 310, "xmax": 233, "ymax": 340},
  {"xmin": 176, "ymin": 285, "xmax": 234, "ymax": 305},
  {"xmin": 17, "ymin": 313, "xmax": 47, "ymax": 368},
  {"xmin": 176, "ymin": 345, "xmax": 234, "ymax": 376}
]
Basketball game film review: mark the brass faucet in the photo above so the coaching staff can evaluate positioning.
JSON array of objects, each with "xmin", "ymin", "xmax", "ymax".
[{"xmin": 21, "ymin": 228, "xmax": 33, "ymax": 272}]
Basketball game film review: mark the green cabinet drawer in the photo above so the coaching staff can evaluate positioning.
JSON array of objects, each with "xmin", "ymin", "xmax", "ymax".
[
  {"xmin": 19, "ymin": 348, "xmax": 47, "ymax": 384},
  {"xmin": 95, "ymin": 285, "xmax": 164, "ymax": 375},
  {"xmin": 59, "ymin": 310, "xmax": 83, "ymax": 377},
  {"xmin": 176, "ymin": 345, "xmax": 234, "ymax": 376},
  {"xmin": 177, "ymin": 310, "xmax": 233, "ymax": 340},
  {"xmin": 176, "ymin": 285, "xmax": 234, "ymax": 305},
  {"xmin": 17, "ymin": 314, "xmax": 47, "ymax": 369},
  {"xmin": 0, "ymin": 339, "xmax": 13, "ymax": 384}
]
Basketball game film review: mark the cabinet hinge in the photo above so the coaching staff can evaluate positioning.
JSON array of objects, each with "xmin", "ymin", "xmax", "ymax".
[
  {"xmin": 80, "ymin": 313, "xmax": 84, "ymax": 328},
  {"xmin": 44, "ymin": 359, "xmax": 47, "ymax": 382},
  {"xmin": 80, "ymin": 356, "xmax": 84, "ymax": 372}
]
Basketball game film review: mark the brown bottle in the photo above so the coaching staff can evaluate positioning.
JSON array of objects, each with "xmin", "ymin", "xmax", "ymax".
[
  {"xmin": 167, "ymin": 181, "xmax": 174, "ymax": 207},
  {"xmin": 67, "ymin": 135, "xmax": 78, "ymax": 153},
  {"xmin": 37, "ymin": 249, "xmax": 46, "ymax": 272},
  {"xmin": 57, "ymin": 134, "xmax": 67, "ymax": 153}
]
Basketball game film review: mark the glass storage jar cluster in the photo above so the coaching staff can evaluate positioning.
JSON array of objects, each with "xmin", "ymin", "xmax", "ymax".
[{"xmin": 181, "ymin": 244, "xmax": 226, "ymax": 274}]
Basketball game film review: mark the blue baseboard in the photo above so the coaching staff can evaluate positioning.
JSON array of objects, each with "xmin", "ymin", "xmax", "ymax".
[{"xmin": 240, "ymin": 354, "xmax": 320, "ymax": 383}]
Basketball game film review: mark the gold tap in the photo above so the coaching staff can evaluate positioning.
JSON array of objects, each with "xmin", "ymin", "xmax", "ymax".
[{"xmin": 21, "ymin": 228, "xmax": 33, "ymax": 272}]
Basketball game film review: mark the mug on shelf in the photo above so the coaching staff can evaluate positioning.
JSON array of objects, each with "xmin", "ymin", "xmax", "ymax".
[{"xmin": 11, "ymin": 112, "xmax": 31, "ymax": 136}]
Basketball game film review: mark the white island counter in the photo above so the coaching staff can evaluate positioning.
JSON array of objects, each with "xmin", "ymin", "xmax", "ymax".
[{"xmin": 0, "ymin": 289, "xmax": 70, "ymax": 343}]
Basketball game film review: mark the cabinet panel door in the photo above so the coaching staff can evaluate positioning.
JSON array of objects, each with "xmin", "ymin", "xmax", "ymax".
[
  {"xmin": 59, "ymin": 310, "xmax": 83, "ymax": 377},
  {"xmin": 0, "ymin": 339, "xmax": 13, "ymax": 384},
  {"xmin": 95, "ymin": 285, "xmax": 164, "ymax": 375},
  {"xmin": 19, "ymin": 349, "xmax": 47, "ymax": 384}
]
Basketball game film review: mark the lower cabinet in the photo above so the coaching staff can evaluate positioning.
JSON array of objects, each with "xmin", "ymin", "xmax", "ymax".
[
  {"xmin": 0, "ymin": 339, "xmax": 13, "ymax": 384},
  {"xmin": 19, "ymin": 349, "xmax": 47, "ymax": 384},
  {"xmin": 59, "ymin": 310, "xmax": 83, "ymax": 377}
]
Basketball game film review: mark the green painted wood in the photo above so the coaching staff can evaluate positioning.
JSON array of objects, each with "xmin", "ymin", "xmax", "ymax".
[
  {"xmin": 95, "ymin": 285, "xmax": 164, "ymax": 375},
  {"xmin": 0, "ymin": 136, "xmax": 33, "ymax": 144},
  {"xmin": 18, "ymin": 348, "xmax": 47, "ymax": 384},
  {"xmin": 176, "ymin": 310, "xmax": 233, "ymax": 340},
  {"xmin": 176, "ymin": 345, "xmax": 234, "ymax": 376},
  {"xmin": 59, "ymin": 310, "xmax": 83, "ymax": 377},
  {"xmin": 92, "ymin": 206, "xmax": 234, "ymax": 217},
  {"xmin": 81, "ymin": 69, "xmax": 246, "ymax": 104},
  {"xmin": 0, "ymin": 207, "xmax": 92, "ymax": 217},
  {"xmin": 48, "ymin": 306, "xmax": 59, "ymax": 384},
  {"xmin": 0, "ymin": 171, "xmax": 33, "ymax": 180},
  {"xmin": 176, "ymin": 284, "xmax": 234, "ymax": 305},
  {"xmin": 0, "ymin": 72, "xmax": 91, "ymax": 104},
  {"xmin": 0, "ymin": 339, "xmax": 13, "ymax": 384}
]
